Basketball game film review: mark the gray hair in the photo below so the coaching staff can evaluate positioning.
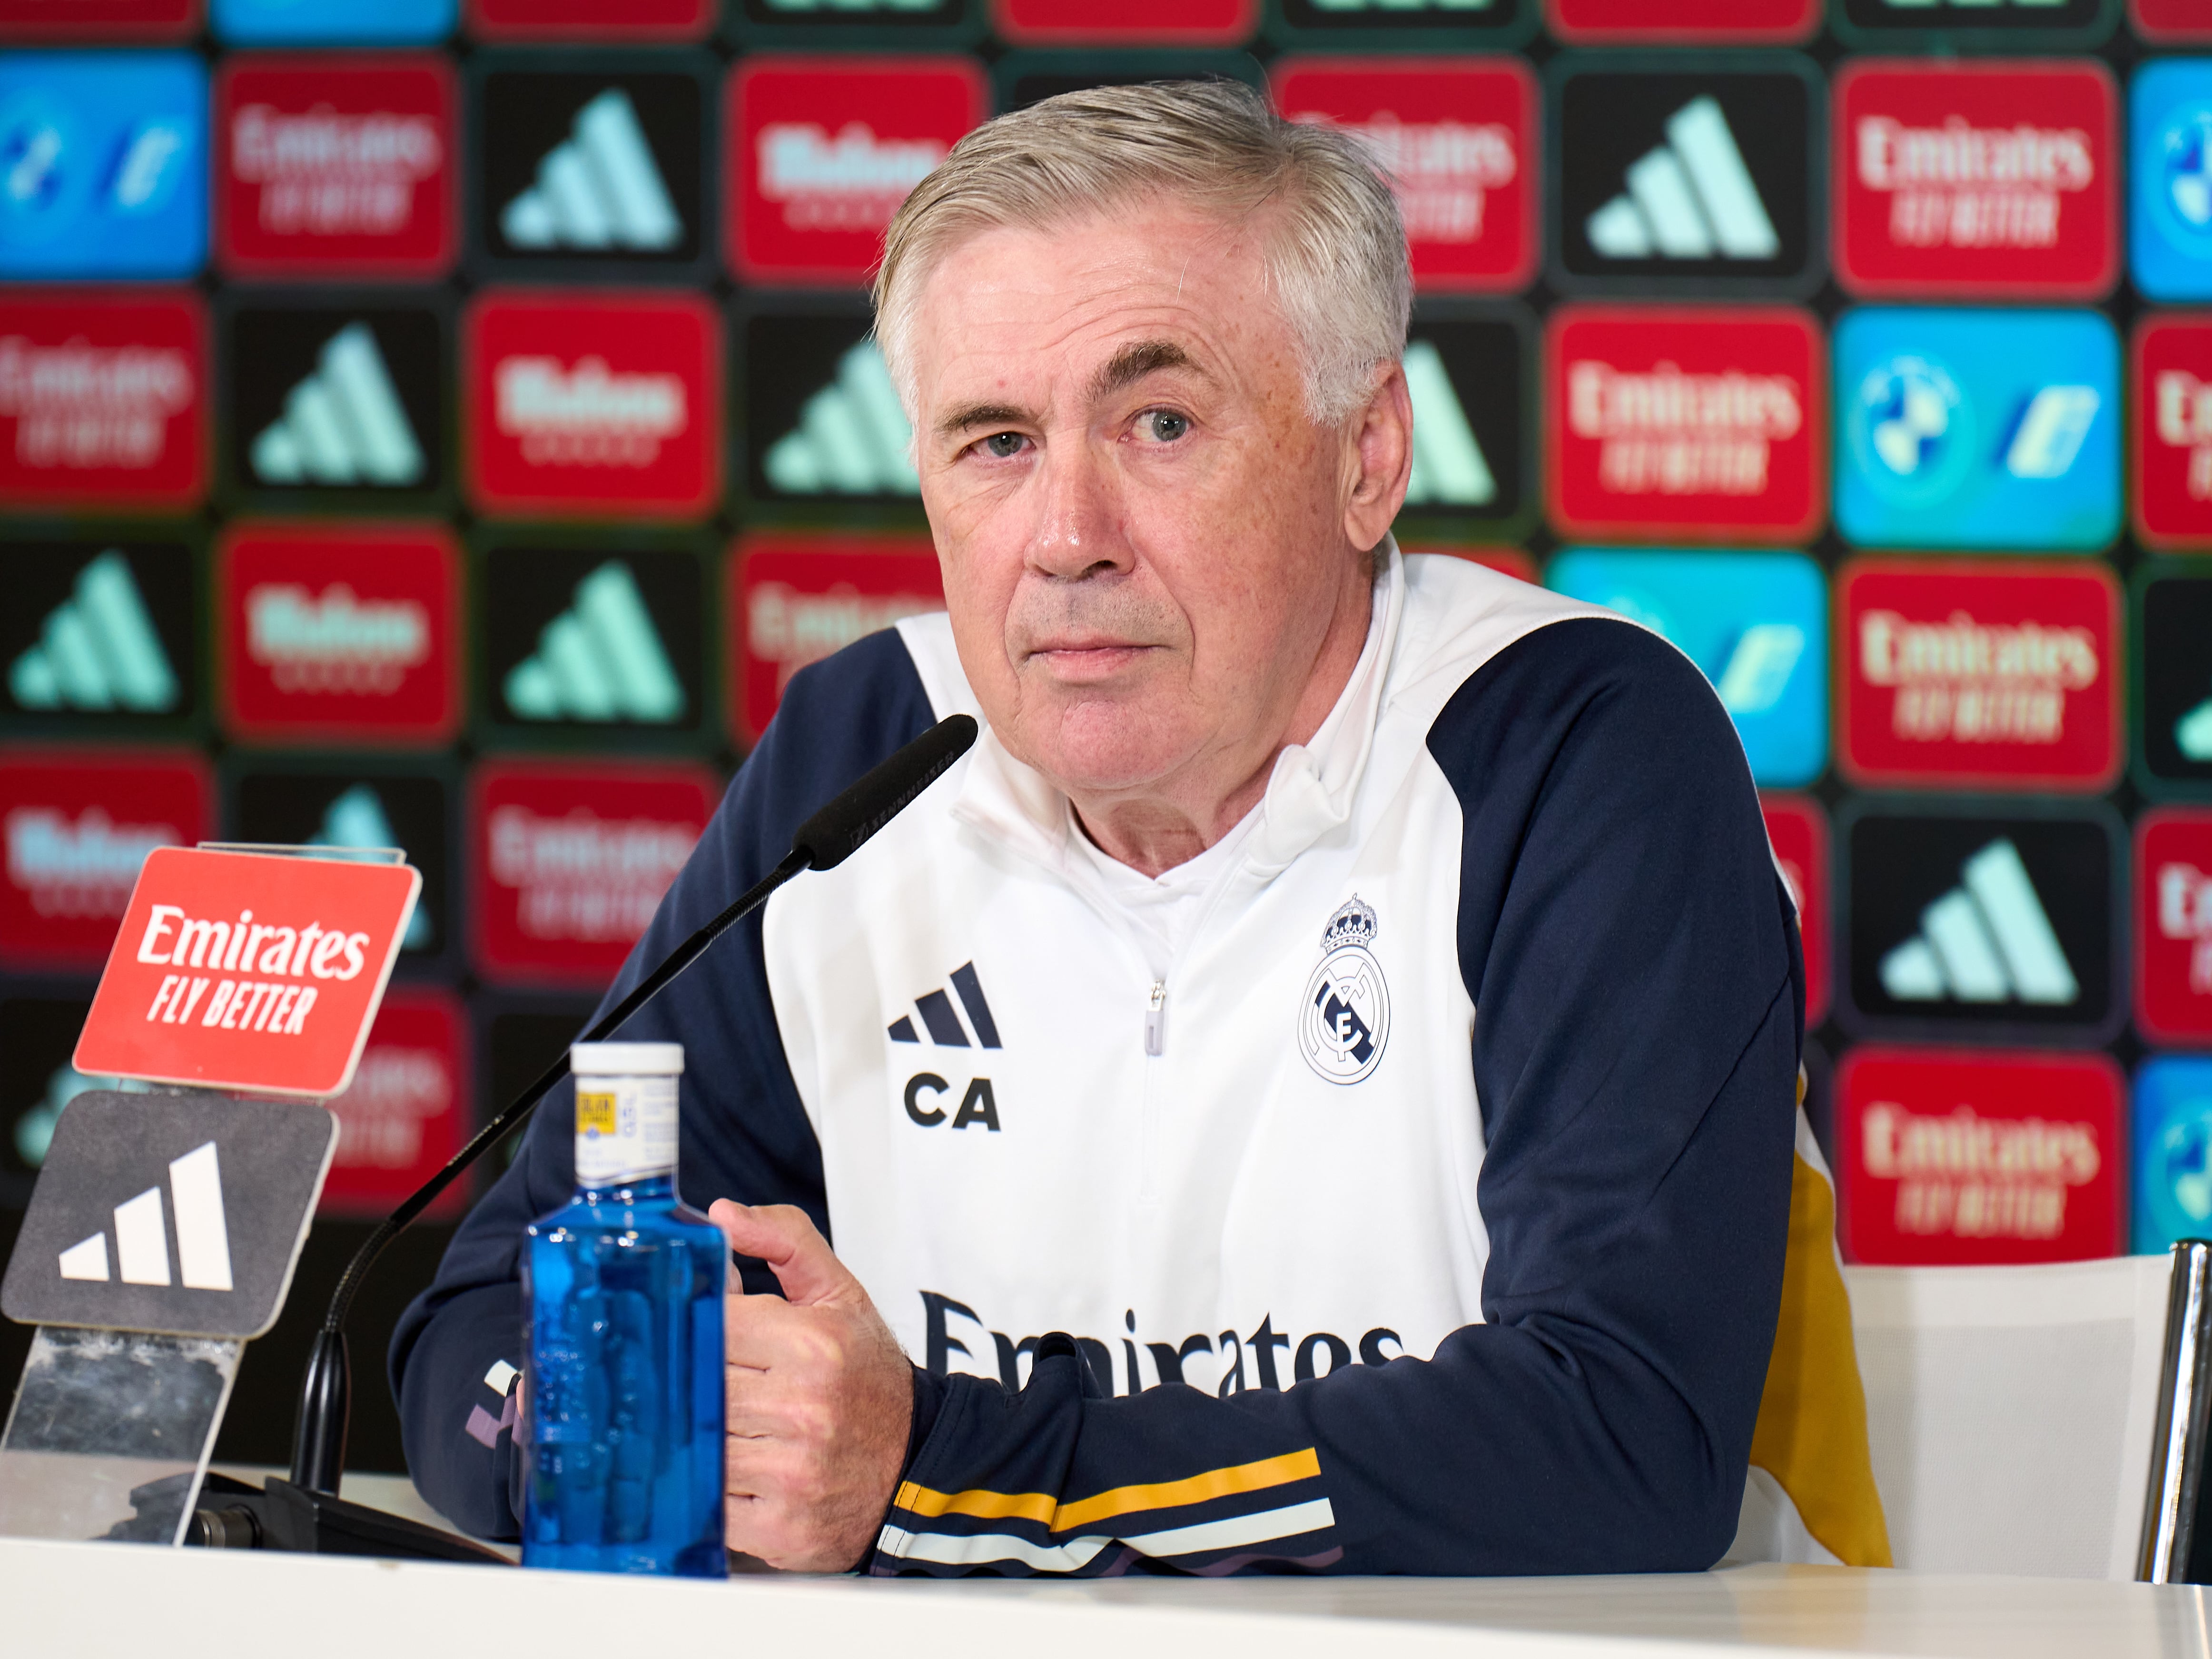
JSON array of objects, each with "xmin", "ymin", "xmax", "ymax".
[{"xmin": 872, "ymin": 79, "xmax": 1412, "ymax": 429}]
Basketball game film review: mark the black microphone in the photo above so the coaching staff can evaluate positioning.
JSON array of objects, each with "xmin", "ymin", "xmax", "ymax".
[{"xmin": 273, "ymin": 713, "xmax": 979, "ymax": 1542}]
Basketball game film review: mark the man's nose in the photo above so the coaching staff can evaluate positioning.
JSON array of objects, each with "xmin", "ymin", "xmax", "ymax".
[{"xmin": 1026, "ymin": 439, "xmax": 1127, "ymax": 581}]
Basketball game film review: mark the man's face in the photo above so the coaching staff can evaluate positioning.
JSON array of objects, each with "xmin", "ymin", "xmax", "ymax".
[{"xmin": 905, "ymin": 202, "xmax": 1365, "ymax": 800}]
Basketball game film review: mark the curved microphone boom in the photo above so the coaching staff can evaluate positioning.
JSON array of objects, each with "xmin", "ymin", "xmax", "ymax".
[{"xmin": 286, "ymin": 714, "xmax": 979, "ymax": 1509}]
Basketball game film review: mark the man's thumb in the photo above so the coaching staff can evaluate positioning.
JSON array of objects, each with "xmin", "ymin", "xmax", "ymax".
[{"xmin": 709, "ymin": 1199, "xmax": 854, "ymax": 1307}]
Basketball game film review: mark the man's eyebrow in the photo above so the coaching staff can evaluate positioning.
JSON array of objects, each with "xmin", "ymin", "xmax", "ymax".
[
  {"xmin": 1089, "ymin": 340, "xmax": 1205, "ymax": 403},
  {"xmin": 935, "ymin": 402, "xmax": 1033, "ymax": 438}
]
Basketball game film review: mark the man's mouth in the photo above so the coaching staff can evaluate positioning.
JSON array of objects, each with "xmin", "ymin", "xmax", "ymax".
[{"xmin": 1025, "ymin": 638, "xmax": 1157, "ymax": 682}]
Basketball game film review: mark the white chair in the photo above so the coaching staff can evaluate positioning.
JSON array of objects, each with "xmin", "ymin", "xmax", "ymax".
[{"xmin": 1845, "ymin": 1243, "xmax": 2212, "ymax": 1582}]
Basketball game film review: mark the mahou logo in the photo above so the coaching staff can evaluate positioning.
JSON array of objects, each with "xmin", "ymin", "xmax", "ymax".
[
  {"xmin": 1839, "ymin": 1047, "xmax": 2121, "ymax": 1266},
  {"xmin": 219, "ymin": 524, "xmax": 460, "ymax": 745},
  {"xmin": 216, "ymin": 56, "xmax": 455, "ymax": 279},
  {"xmin": 732, "ymin": 58, "xmax": 984, "ymax": 286},
  {"xmin": 0, "ymin": 294, "xmax": 203, "ymax": 511},
  {"xmin": 1839, "ymin": 558, "xmax": 2119, "ymax": 790},
  {"xmin": 465, "ymin": 291, "xmax": 719, "ymax": 519},
  {"xmin": 1834, "ymin": 60, "xmax": 2116, "ymax": 299},
  {"xmin": 1546, "ymin": 305, "xmax": 1823, "ymax": 541},
  {"xmin": 1273, "ymin": 60, "xmax": 1535, "ymax": 293},
  {"xmin": 471, "ymin": 760, "xmax": 716, "ymax": 986},
  {"xmin": 2134, "ymin": 317, "xmax": 2212, "ymax": 546},
  {"xmin": 731, "ymin": 535, "xmax": 944, "ymax": 742},
  {"xmin": 0, "ymin": 751, "xmax": 209, "ymax": 969},
  {"xmin": 2139, "ymin": 811, "xmax": 2212, "ymax": 1043}
]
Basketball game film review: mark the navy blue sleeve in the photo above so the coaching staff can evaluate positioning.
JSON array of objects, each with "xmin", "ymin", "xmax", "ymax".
[
  {"xmin": 388, "ymin": 630, "xmax": 937, "ymax": 1540},
  {"xmin": 874, "ymin": 616, "xmax": 1800, "ymax": 1577}
]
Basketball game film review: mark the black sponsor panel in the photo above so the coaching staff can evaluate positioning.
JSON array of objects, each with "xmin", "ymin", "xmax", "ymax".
[
  {"xmin": 2139, "ymin": 564, "xmax": 2212, "ymax": 796},
  {"xmin": 0, "ymin": 989, "xmax": 95, "ymax": 1207},
  {"xmin": 1841, "ymin": 801, "xmax": 2122, "ymax": 1042},
  {"xmin": 222, "ymin": 296, "xmax": 446, "ymax": 504},
  {"xmin": 1552, "ymin": 54, "xmax": 1821, "ymax": 296},
  {"xmin": 739, "ymin": 299, "xmax": 925, "ymax": 515},
  {"xmin": 0, "ymin": 537, "xmax": 199, "ymax": 736},
  {"xmin": 478, "ymin": 994, "xmax": 598, "ymax": 1178},
  {"xmin": 1397, "ymin": 302, "xmax": 1534, "ymax": 538},
  {"xmin": 1833, "ymin": 0, "xmax": 2117, "ymax": 48},
  {"xmin": 996, "ymin": 51, "xmax": 1264, "ymax": 112}
]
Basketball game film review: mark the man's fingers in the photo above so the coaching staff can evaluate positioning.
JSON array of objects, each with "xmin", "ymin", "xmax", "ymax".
[{"xmin": 709, "ymin": 1199, "xmax": 856, "ymax": 1308}]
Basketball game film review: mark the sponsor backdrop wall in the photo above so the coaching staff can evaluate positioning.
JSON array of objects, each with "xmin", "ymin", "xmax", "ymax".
[{"xmin": 4, "ymin": 0, "xmax": 2212, "ymax": 1468}]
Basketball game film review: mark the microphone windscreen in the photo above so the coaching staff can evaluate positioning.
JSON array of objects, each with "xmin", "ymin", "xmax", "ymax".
[{"xmin": 790, "ymin": 713, "xmax": 979, "ymax": 871}]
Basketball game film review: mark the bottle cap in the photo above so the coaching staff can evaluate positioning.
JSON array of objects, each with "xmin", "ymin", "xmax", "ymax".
[{"xmin": 571, "ymin": 1041, "xmax": 684, "ymax": 1076}]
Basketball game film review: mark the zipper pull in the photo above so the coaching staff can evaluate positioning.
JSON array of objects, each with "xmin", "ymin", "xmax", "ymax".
[{"xmin": 1145, "ymin": 982, "xmax": 1167, "ymax": 1057}]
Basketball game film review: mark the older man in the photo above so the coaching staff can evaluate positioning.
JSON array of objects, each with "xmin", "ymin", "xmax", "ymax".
[{"xmin": 394, "ymin": 83, "xmax": 1886, "ymax": 1577}]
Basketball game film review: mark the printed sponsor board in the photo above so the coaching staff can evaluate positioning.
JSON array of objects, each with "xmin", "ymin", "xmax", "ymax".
[
  {"xmin": 1266, "ymin": 0, "xmax": 1533, "ymax": 45},
  {"xmin": 1841, "ymin": 802, "xmax": 2119, "ymax": 1041},
  {"xmin": 1547, "ymin": 0, "xmax": 1816, "ymax": 43},
  {"xmin": 1551, "ymin": 56, "xmax": 1820, "ymax": 296},
  {"xmin": 0, "ymin": 0, "xmax": 194, "ymax": 37},
  {"xmin": 0, "ymin": 292, "xmax": 205, "ymax": 513},
  {"xmin": 730, "ymin": 0, "xmax": 974, "ymax": 40},
  {"xmin": 0, "ymin": 52, "xmax": 205, "ymax": 278},
  {"xmin": 1272, "ymin": 59, "xmax": 1536, "ymax": 294},
  {"xmin": 0, "ymin": 750, "xmax": 209, "ymax": 971},
  {"xmin": 1832, "ymin": 0, "xmax": 2118, "ymax": 49},
  {"xmin": 1396, "ymin": 307, "xmax": 1531, "ymax": 532},
  {"xmin": 731, "ymin": 56, "xmax": 985, "ymax": 287},
  {"xmin": 0, "ymin": 993, "xmax": 99, "ymax": 1206},
  {"xmin": 731, "ymin": 534, "xmax": 944, "ymax": 742},
  {"xmin": 1837, "ymin": 558, "xmax": 2120, "ymax": 792},
  {"xmin": 223, "ymin": 298, "xmax": 444, "ymax": 504},
  {"xmin": 2134, "ymin": 0, "xmax": 2212, "ymax": 41},
  {"xmin": 1548, "ymin": 547, "xmax": 1827, "ymax": 788},
  {"xmin": 472, "ymin": 57, "xmax": 709, "ymax": 275},
  {"xmin": 1838, "ymin": 1046, "xmax": 2123, "ymax": 1266},
  {"xmin": 1763, "ymin": 793, "xmax": 1830, "ymax": 1028},
  {"xmin": 465, "ymin": 290, "xmax": 720, "ymax": 520},
  {"xmin": 1833, "ymin": 306, "xmax": 2120, "ymax": 552},
  {"xmin": 471, "ymin": 0, "xmax": 713, "ymax": 39},
  {"xmin": 2135, "ymin": 317, "xmax": 2212, "ymax": 547},
  {"xmin": 741, "ymin": 301, "xmax": 917, "ymax": 506},
  {"xmin": 2133, "ymin": 62, "xmax": 2212, "ymax": 302},
  {"xmin": 2137, "ymin": 810, "xmax": 2212, "ymax": 1043},
  {"xmin": 1832, "ymin": 59, "xmax": 2117, "ymax": 301},
  {"xmin": 469, "ymin": 758, "xmax": 717, "ymax": 987},
  {"xmin": 480, "ymin": 540, "xmax": 707, "ymax": 745},
  {"xmin": 991, "ymin": 0, "xmax": 1255, "ymax": 46},
  {"xmin": 210, "ymin": 0, "xmax": 454, "ymax": 43},
  {"xmin": 2138, "ymin": 563, "xmax": 2212, "ymax": 794},
  {"xmin": 2134, "ymin": 1057, "xmax": 2212, "ymax": 1256},
  {"xmin": 994, "ymin": 52, "xmax": 1265, "ymax": 113},
  {"xmin": 319, "ymin": 985, "xmax": 469, "ymax": 1217},
  {"xmin": 1544, "ymin": 304, "xmax": 1823, "ymax": 543},
  {"xmin": 215, "ymin": 55, "xmax": 454, "ymax": 279},
  {"xmin": 0, "ymin": 538, "xmax": 198, "ymax": 734}
]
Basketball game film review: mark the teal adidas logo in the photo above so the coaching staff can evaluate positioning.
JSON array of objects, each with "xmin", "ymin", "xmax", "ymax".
[
  {"xmin": 504, "ymin": 561, "xmax": 685, "ymax": 724},
  {"xmin": 251, "ymin": 323, "xmax": 425, "ymax": 488},
  {"xmin": 1402, "ymin": 340, "xmax": 1496, "ymax": 508},
  {"xmin": 308, "ymin": 784, "xmax": 433, "ymax": 949},
  {"xmin": 764, "ymin": 340, "xmax": 918, "ymax": 497},
  {"xmin": 9, "ymin": 551, "xmax": 179, "ymax": 714}
]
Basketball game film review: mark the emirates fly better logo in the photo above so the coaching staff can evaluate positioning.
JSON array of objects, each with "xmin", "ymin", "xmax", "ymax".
[{"xmin": 0, "ymin": 294, "xmax": 204, "ymax": 511}]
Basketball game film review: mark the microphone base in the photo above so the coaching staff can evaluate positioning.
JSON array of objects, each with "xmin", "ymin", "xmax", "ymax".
[{"xmin": 183, "ymin": 1472, "xmax": 511, "ymax": 1564}]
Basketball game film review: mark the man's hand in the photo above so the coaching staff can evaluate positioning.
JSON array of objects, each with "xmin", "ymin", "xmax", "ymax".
[{"xmin": 709, "ymin": 1200, "xmax": 914, "ymax": 1572}]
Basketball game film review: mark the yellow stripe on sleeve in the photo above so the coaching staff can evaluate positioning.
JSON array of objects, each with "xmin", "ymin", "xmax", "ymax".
[{"xmin": 895, "ymin": 1447, "xmax": 1323, "ymax": 1535}]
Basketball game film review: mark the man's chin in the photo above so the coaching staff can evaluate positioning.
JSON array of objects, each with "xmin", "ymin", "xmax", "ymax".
[{"xmin": 1009, "ymin": 701, "xmax": 1195, "ymax": 799}]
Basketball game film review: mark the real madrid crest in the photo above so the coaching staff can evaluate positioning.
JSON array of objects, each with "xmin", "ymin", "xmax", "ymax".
[{"xmin": 1299, "ymin": 896, "xmax": 1391, "ymax": 1086}]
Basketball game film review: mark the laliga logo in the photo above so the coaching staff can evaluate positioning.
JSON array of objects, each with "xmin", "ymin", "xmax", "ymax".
[{"xmin": 1299, "ymin": 896, "xmax": 1390, "ymax": 1086}]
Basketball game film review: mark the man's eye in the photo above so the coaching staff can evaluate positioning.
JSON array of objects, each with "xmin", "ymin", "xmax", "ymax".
[
  {"xmin": 982, "ymin": 432, "xmax": 1026, "ymax": 458},
  {"xmin": 1143, "ymin": 411, "xmax": 1190, "ymax": 443}
]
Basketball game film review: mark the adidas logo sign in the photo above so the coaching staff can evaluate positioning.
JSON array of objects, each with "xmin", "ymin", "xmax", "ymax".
[
  {"xmin": 1585, "ymin": 96, "xmax": 1779, "ymax": 263},
  {"xmin": 501, "ymin": 89, "xmax": 681, "ymax": 253},
  {"xmin": 1402, "ymin": 339, "xmax": 1495, "ymax": 508},
  {"xmin": 308, "ymin": 784, "xmax": 432, "ymax": 948},
  {"xmin": 763, "ymin": 339, "xmax": 918, "ymax": 496},
  {"xmin": 57, "ymin": 1140, "xmax": 232, "ymax": 1292},
  {"xmin": 9, "ymin": 550, "xmax": 179, "ymax": 713},
  {"xmin": 250, "ymin": 323, "xmax": 425, "ymax": 488},
  {"xmin": 504, "ymin": 561, "xmax": 685, "ymax": 724},
  {"xmin": 888, "ymin": 961, "xmax": 1003, "ymax": 1048},
  {"xmin": 1880, "ymin": 837, "xmax": 2079, "ymax": 1007}
]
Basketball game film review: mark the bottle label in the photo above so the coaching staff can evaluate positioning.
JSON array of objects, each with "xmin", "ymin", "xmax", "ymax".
[{"xmin": 573, "ymin": 1074, "xmax": 677, "ymax": 1185}]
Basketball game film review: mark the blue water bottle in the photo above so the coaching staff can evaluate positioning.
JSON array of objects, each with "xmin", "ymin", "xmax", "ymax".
[{"xmin": 521, "ymin": 1041, "xmax": 727, "ymax": 1576}]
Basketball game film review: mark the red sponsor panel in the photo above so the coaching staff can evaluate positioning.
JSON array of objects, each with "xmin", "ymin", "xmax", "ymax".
[
  {"xmin": 319, "ymin": 985, "xmax": 470, "ymax": 1217},
  {"xmin": 468, "ymin": 0, "xmax": 713, "ymax": 39},
  {"xmin": 1761, "ymin": 794, "xmax": 1829, "ymax": 1027},
  {"xmin": 1838, "ymin": 1046, "xmax": 2123, "ymax": 1266},
  {"xmin": 1833, "ymin": 60, "xmax": 2117, "ymax": 302},
  {"xmin": 1271, "ymin": 59, "xmax": 1536, "ymax": 295},
  {"xmin": 1547, "ymin": 0, "xmax": 1816, "ymax": 42},
  {"xmin": 1838, "ymin": 558, "xmax": 2120, "ymax": 792},
  {"xmin": 2138, "ymin": 810, "xmax": 2212, "ymax": 1044},
  {"xmin": 2133, "ymin": 316, "xmax": 2212, "ymax": 548},
  {"xmin": 471, "ymin": 760, "xmax": 718, "ymax": 988},
  {"xmin": 991, "ymin": 0, "xmax": 1254, "ymax": 44},
  {"xmin": 731, "ymin": 534, "xmax": 944, "ymax": 744},
  {"xmin": 215, "ymin": 56, "xmax": 455, "ymax": 280},
  {"xmin": 731, "ymin": 57, "xmax": 987, "ymax": 287},
  {"xmin": 1545, "ymin": 305, "xmax": 1823, "ymax": 543},
  {"xmin": 0, "ymin": 0, "xmax": 195, "ymax": 38},
  {"xmin": 2133, "ymin": 0, "xmax": 2212, "ymax": 41},
  {"xmin": 0, "ymin": 750, "xmax": 209, "ymax": 971},
  {"xmin": 217, "ymin": 523, "xmax": 462, "ymax": 747},
  {"xmin": 75, "ymin": 847, "xmax": 419, "ymax": 1098},
  {"xmin": 464, "ymin": 290, "xmax": 721, "ymax": 521},
  {"xmin": 0, "ymin": 292, "xmax": 204, "ymax": 512}
]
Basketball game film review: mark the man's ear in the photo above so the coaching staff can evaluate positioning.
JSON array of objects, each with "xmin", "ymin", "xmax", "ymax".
[{"xmin": 1343, "ymin": 361, "xmax": 1413, "ymax": 553}]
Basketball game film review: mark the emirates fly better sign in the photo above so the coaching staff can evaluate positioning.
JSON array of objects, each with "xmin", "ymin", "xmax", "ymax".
[{"xmin": 76, "ymin": 847, "xmax": 421, "ymax": 1099}]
